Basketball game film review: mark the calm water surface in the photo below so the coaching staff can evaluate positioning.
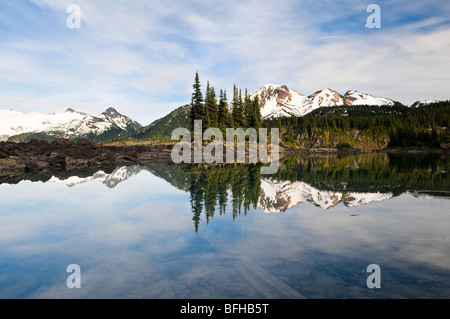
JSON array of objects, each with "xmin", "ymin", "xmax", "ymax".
[{"xmin": 0, "ymin": 153, "xmax": 449, "ymax": 298}]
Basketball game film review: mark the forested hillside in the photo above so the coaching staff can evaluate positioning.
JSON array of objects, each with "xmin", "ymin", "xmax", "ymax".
[
  {"xmin": 134, "ymin": 105, "xmax": 190, "ymax": 139},
  {"xmin": 264, "ymin": 100, "xmax": 450, "ymax": 150}
]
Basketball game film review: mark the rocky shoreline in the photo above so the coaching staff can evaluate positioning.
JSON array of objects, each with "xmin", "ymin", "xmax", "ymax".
[
  {"xmin": 1, "ymin": 138, "xmax": 448, "ymax": 184},
  {"xmin": 376, "ymin": 146, "xmax": 450, "ymax": 154},
  {"xmin": 0, "ymin": 139, "xmax": 174, "ymax": 179}
]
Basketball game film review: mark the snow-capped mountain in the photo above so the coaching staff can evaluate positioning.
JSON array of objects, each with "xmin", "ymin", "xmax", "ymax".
[
  {"xmin": 0, "ymin": 107, "xmax": 142, "ymax": 142},
  {"xmin": 100, "ymin": 107, "xmax": 142, "ymax": 132},
  {"xmin": 343, "ymin": 90, "xmax": 395, "ymax": 106},
  {"xmin": 301, "ymin": 88, "xmax": 346, "ymax": 112},
  {"xmin": 251, "ymin": 84, "xmax": 395, "ymax": 119},
  {"xmin": 47, "ymin": 166, "xmax": 143, "ymax": 188},
  {"xmin": 250, "ymin": 84, "xmax": 307, "ymax": 118},
  {"xmin": 258, "ymin": 179, "xmax": 393, "ymax": 212},
  {"xmin": 410, "ymin": 100, "xmax": 440, "ymax": 108}
]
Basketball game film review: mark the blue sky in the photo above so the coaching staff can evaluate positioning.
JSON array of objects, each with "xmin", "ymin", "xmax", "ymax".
[{"xmin": 0, "ymin": 0, "xmax": 449, "ymax": 125}]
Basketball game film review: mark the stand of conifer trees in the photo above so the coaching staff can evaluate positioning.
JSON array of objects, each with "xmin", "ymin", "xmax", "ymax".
[{"xmin": 189, "ymin": 72, "xmax": 262, "ymax": 135}]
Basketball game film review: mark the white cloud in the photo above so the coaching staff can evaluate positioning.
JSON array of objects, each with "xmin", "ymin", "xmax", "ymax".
[{"xmin": 0, "ymin": 0, "xmax": 449, "ymax": 124}]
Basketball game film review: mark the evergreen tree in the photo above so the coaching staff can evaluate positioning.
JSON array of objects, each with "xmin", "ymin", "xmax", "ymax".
[
  {"xmin": 204, "ymin": 81, "xmax": 211, "ymax": 128},
  {"xmin": 224, "ymin": 91, "xmax": 234, "ymax": 128},
  {"xmin": 253, "ymin": 96, "xmax": 262, "ymax": 131},
  {"xmin": 218, "ymin": 89, "xmax": 229, "ymax": 134},
  {"xmin": 205, "ymin": 84, "xmax": 218, "ymax": 129},
  {"xmin": 190, "ymin": 71, "xmax": 204, "ymax": 131},
  {"xmin": 238, "ymin": 89, "xmax": 244, "ymax": 127},
  {"xmin": 231, "ymin": 84, "xmax": 240, "ymax": 127},
  {"xmin": 243, "ymin": 89, "xmax": 252, "ymax": 129},
  {"xmin": 232, "ymin": 86, "xmax": 244, "ymax": 127}
]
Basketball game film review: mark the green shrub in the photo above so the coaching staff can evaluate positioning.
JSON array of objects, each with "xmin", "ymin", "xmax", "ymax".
[{"xmin": 336, "ymin": 142, "xmax": 352, "ymax": 149}]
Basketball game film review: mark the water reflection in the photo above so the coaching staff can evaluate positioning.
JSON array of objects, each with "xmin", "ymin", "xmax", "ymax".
[
  {"xmin": 2, "ymin": 152, "xmax": 448, "ymax": 233},
  {"xmin": 181, "ymin": 152, "xmax": 448, "ymax": 230},
  {"xmin": 0, "ymin": 152, "xmax": 449, "ymax": 298}
]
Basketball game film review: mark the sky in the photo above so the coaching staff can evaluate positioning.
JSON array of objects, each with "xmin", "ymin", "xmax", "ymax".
[{"xmin": 0, "ymin": 0, "xmax": 449, "ymax": 125}]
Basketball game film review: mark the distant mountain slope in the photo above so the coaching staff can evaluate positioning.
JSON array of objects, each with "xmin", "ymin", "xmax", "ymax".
[
  {"xmin": 48, "ymin": 166, "xmax": 143, "ymax": 188},
  {"xmin": 307, "ymin": 102, "xmax": 408, "ymax": 117},
  {"xmin": 133, "ymin": 104, "xmax": 190, "ymax": 139},
  {"xmin": 251, "ymin": 84, "xmax": 396, "ymax": 119},
  {"xmin": 259, "ymin": 179, "xmax": 393, "ymax": 212},
  {"xmin": 343, "ymin": 90, "xmax": 395, "ymax": 106},
  {"xmin": 0, "ymin": 107, "xmax": 142, "ymax": 143},
  {"xmin": 410, "ymin": 100, "xmax": 440, "ymax": 108},
  {"xmin": 250, "ymin": 84, "xmax": 307, "ymax": 118}
]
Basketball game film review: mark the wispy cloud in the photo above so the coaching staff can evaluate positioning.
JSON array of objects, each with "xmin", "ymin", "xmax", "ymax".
[{"xmin": 0, "ymin": 0, "xmax": 449, "ymax": 124}]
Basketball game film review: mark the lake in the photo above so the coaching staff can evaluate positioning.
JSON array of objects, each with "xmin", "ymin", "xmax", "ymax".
[{"xmin": 0, "ymin": 152, "xmax": 449, "ymax": 299}]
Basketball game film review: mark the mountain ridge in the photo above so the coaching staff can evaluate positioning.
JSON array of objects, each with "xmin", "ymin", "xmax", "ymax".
[
  {"xmin": 1, "ymin": 85, "xmax": 446, "ymax": 143},
  {"xmin": 259, "ymin": 178, "xmax": 393, "ymax": 212},
  {"xmin": 0, "ymin": 107, "xmax": 142, "ymax": 143},
  {"xmin": 251, "ymin": 84, "xmax": 397, "ymax": 119},
  {"xmin": 133, "ymin": 104, "xmax": 190, "ymax": 140}
]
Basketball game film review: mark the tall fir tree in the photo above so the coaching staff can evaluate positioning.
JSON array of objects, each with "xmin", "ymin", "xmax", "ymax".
[
  {"xmin": 190, "ymin": 71, "xmax": 204, "ymax": 131},
  {"xmin": 243, "ymin": 89, "xmax": 253, "ymax": 129},
  {"xmin": 232, "ymin": 85, "xmax": 245, "ymax": 127},
  {"xmin": 218, "ymin": 90, "xmax": 231, "ymax": 135},
  {"xmin": 231, "ymin": 84, "xmax": 238, "ymax": 127},
  {"xmin": 224, "ymin": 91, "xmax": 234, "ymax": 128},
  {"xmin": 238, "ymin": 89, "xmax": 245, "ymax": 127},
  {"xmin": 205, "ymin": 83, "xmax": 218, "ymax": 129},
  {"xmin": 204, "ymin": 81, "xmax": 211, "ymax": 128},
  {"xmin": 253, "ymin": 96, "xmax": 262, "ymax": 131}
]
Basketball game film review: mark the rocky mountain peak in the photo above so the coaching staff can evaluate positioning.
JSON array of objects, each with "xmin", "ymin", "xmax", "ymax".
[
  {"xmin": 102, "ymin": 107, "xmax": 121, "ymax": 117},
  {"xmin": 0, "ymin": 107, "xmax": 142, "ymax": 143},
  {"xmin": 251, "ymin": 85, "xmax": 397, "ymax": 119},
  {"xmin": 100, "ymin": 108, "xmax": 142, "ymax": 132},
  {"xmin": 258, "ymin": 179, "xmax": 393, "ymax": 212},
  {"xmin": 251, "ymin": 84, "xmax": 305, "ymax": 118}
]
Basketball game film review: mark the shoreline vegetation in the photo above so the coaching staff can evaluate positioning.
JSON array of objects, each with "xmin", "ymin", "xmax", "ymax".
[
  {"xmin": 106, "ymin": 137, "xmax": 449, "ymax": 153},
  {"xmin": 0, "ymin": 137, "xmax": 448, "ymax": 181}
]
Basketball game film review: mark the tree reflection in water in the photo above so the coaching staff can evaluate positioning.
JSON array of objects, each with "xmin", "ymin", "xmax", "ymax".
[{"xmin": 147, "ymin": 152, "xmax": 449, "ymax": 233}]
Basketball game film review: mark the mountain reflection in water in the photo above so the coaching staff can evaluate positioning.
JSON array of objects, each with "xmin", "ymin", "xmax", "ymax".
[
  {"xmin": 1, "ymin": 152, "xmax": 449, "ymax": 299},
  {"xmin": 4, "ymin": 152, "xmax": 448, "ymax": 233}
]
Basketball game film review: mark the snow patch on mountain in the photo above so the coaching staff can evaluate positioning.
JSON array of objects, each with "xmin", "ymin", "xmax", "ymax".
[
  {"xmin": 251, "ymin": 84, "xmax": 306, "ymax": 118},
  {"xmin": 47, "ymin": 166, "xmax": 143, "ymax": 188},
  {"xmin": 258, "ymin": 179, "xmax": 393, "ymax": 212},
  {"xmin": 343, "ymin": 90, "xmax": 395, "ymax": 106},
  {"xmin": 0, "ymin": 107, "xmax": 141, "ymax": 142},
  {"xmin": 100, "ymin": 107, "xmax": 141, "ymax": 131},
  {"xmin": 343, "ymin": 192, "xmax": 393, "ymax": 207},
  {"xmin": 252, "ymin": 85, "xmax": 396, "ymax": 119},
  {"xmin": 410, "ymin": 100, "xmax": 440, "ymax": 108},
  {"xmin": 0, "ymin": 109, "xmax": 87, "ymax": 139},
  {"xmin": 301, "ymin": 88, "xmax": 346, "ymax": 112}
]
